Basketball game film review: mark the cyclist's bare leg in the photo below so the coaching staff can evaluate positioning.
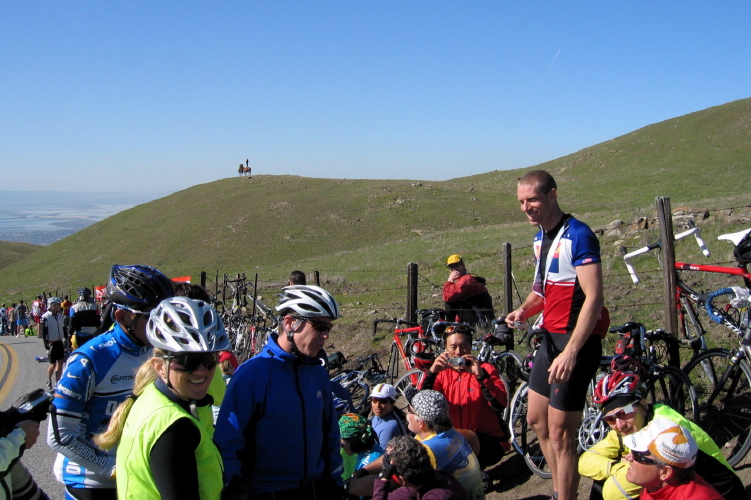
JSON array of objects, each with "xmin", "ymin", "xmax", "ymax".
[
  {"xmin": 547, "ymin": 406, "xmax": 582, "ymax": 500},
  {"xmin": 527, "ymin": 390, "xmax": 557, "ymax": 492}
]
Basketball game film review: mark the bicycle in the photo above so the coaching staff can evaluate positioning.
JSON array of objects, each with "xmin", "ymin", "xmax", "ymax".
[
  {"xmin": 622, "ymin": 223, "xmax": 751, "ymax": 356},
  {"xmin": 682, "ymin": 287, "xmax": 751, "ymax": 467},
  {"xmin": 330, "ymin": 353, "xmax": 389, "ymax": 415}
]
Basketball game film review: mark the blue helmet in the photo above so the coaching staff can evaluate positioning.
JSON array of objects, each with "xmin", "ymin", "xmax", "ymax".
[{"xmin": 105, "ymin": 265, "xmax": 174, "ymax": 313}]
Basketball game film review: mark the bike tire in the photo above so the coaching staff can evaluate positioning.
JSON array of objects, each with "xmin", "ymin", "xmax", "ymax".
[
  {"xmin": 492, "ymin": 350, "xmax": 525, "ymax": 411},
  {"xmin": 394, "ymin": 369, "xmax": 425, "ymax": 407},
  {"xmin": 508, "ymin": 382, "xmax": 552, "ymax": 479},
  {"xmin": 646, "ymin": 365, "xmax": 699, "ymax": 424},
  {"xmin": 683, "ymin": 349, "xmax": 751, "ymax": 467}
]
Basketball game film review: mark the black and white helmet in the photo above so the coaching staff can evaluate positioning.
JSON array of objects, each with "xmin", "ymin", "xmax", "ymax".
[
  {"xmin": 276, "ymin": 285, "xmax": 340, "ymax": 320},
  {"xmin": 147, "ymin": 297, "xmax": 230, "ymax": 353}
]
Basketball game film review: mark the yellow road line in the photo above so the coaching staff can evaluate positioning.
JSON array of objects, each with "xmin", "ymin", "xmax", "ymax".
[{"xmin": 0, "ymin": 341, "xmax": 20, "ymax": 406}]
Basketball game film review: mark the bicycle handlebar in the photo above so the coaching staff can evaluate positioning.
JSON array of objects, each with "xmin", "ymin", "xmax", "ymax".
[
  {"xmin": 704, "ymin": 288, "xmax": 736, "ymax": 324},
  {"xmin": 621, "ymin": 221, "xmax": 710, "ymax": 285}
]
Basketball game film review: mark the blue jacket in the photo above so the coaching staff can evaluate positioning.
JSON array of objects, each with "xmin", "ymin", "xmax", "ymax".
[
  {"xmin": 48, "ymin": 323, "xmax": 150, "ymax": 489},
  {"xmin": 214, "ymin": 332, "xmax": 343, "ymax": 495}
]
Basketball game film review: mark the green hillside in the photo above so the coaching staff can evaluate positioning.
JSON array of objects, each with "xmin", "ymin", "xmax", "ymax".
[
  {"xmin": 1, "ymin": 97, "xmax": 750, "ymax": 355},
  {"xmin": 0, "ymin": 240, "xmax": 40, "ymax": 272}
]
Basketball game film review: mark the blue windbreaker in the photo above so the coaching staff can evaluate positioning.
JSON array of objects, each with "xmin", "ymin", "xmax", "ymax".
[{"xmin": 214, "ymin": 332, "xmax": 343, "ymax": 495}]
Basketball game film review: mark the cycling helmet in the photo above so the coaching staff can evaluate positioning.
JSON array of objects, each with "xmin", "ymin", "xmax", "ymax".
[
  {"xmin": 106, "ymin": 265, "xmax": 174, "ymax": 313},
  {"xmin": 276, "ymin": 285, "xmax": 340, "ymax": 319},
  {"xmin": 78, "ymin": 287, "xmax": 92, "ymax": 300},
  {"xmin": 735, "ymin": 233, "xmax": 751, "ymax": 264},
  {"xmin": 593, "ymin": 370, "xmax": 644, "ymax": 405},
  {"xmin": 47, "ymin": 297, "xmax": 62, "ymax": 306},
  {"xmin": 610, "ymin": 355, "xmax": 649, "ymax": 381},
  {"xmin": 147, "ymin": 297, "xmax": 229, "ymax": 353}
]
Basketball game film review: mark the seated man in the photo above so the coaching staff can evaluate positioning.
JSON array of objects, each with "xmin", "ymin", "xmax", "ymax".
[
  {"xmin": 579, "ymin": 363, "xmax": 744, "ymax": 500},
  {"xmin": 421, "ymin": 323, "xmax": 509, "ymax": 475},
  {"xmin": 624, "ymin": 419, "xmax": 722, "ymax": 499},
  {"xmin": 372, "ymin": 435, "xmax": 469, "ymax": 500},
  {"xmin": 407, "ymin": 390, "xmax": 485, "ymax": 500},
  {"xmin": 442, "ymin": 255, "xmax": 494, "ymax": 326},
  {"xmin": 369, "ymin": 383, "xmax": 407, "ymax": 450}
]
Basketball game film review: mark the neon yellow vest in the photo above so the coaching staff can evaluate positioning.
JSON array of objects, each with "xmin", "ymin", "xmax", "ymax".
[{"xmin": 116, "ymin": 383, "xmax": 224, "ymax": 499}]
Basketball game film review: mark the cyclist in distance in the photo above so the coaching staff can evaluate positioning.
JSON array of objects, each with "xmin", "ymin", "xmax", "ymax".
[
  {"xmin": 41, "ymin": 296, "xmax": 66, "ymax": 390},
  {"xmin": 68, "ymin": 287, "xmax": 101, "ymax": 349},
  {"xmin": 579, "ymin": 360, "xmax": 744, "ymax": 500},
  {"xmin": 442, "ymin": 255, "xmax": 494, "ymax": 327},
  {"xmin": 47, "ymin": 265, "xmax": 174, "ymax": 500},
  {"xmin": 95, "ymin": 297, "xmax": 229, "ymax": 499},
  {"xmin": 506, "ymin": 169, "xmax": 610, "ymax": 500},
  {"xmin": 215, "ymin": 285, "xmax": 343, "ymax": 499},
  {"xmin": 420, "ymin": 323, "xmax": 509, "ymax": 479}
]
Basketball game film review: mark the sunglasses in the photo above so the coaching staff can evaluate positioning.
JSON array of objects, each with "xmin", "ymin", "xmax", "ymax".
[
  {"xmin": 169, "ymin": 353, "xmax": 219, "ymax": 373},
  {"xmin": 444, "ymin": 325, "xmax": 472, "ymax": 335},
  {"xmin": 291, "ymin": 315, "xmax": 333, "ymax": 333},
  {"xmin": 603, "ymin": 403, "xmax": 636, "ymax": 424},
  {"xmin": 631, "ymin": 450, "xmax": 658, "ymax": 466}
]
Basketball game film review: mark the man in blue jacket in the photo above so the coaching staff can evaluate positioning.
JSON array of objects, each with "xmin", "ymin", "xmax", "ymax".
[{"xmin": 215, "ymin": 285, "xmax": 344, "ymax": 499}]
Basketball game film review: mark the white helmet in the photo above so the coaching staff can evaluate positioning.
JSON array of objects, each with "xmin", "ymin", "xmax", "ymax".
[
  {"xmin": 47, "ymin": 297, "xmax": 62, "ymax": 306},
  {"xmin": 276, "ymin": 285, "xmax": 340, "ymax": 319},
  {"xmin": 147, "ymin": 297, "xmax": 230, "ymax": 353}
]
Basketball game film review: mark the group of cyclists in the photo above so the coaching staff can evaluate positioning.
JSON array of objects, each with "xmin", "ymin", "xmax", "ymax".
[{"xmin": 1, "ymin": 169, "xmax": 746, "ymax": 499}]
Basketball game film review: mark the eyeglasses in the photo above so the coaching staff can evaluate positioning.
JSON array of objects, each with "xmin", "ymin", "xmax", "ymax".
[
  {"xmin": 168, "ymin": 353, "xmax": 219, "ymax": 373},
  {"xmin": 631, "ymin": 450, "xmax": 658, "ymax": 466},
  {"xmin": 290, "ymin": 315, "xmax": 333, "ymax": 333},
  {"xmin": 603, "ymin": 403, "xmax": 636, "ymax": 424}
]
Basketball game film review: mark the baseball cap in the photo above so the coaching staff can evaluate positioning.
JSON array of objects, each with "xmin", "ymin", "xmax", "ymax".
[
  {"xmin": 624, "ymin": 419, "xmax": 698, "ymax": 468},
  {"xmin": 370, "ymin": 383, "xmax": 396, "ymax": 401},
  {"xmin": 218, "ymin": 351, "xmax": 239, "ymax": 369},
  {"xmin": 446, "ymin": 254, "xmax": 463, "ymax": 267},
  {"xmin": 411, "ymin": 390, "xmax": 450, "ymax": 425}
]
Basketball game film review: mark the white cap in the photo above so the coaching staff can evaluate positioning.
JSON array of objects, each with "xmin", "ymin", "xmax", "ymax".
[
  {"xmin": 370, "ymin": 383, "xmax": 396, "ymax": 401},
  {"xmin": 625, "ymin": 418, "xmax": 698, "ymax": 468}
]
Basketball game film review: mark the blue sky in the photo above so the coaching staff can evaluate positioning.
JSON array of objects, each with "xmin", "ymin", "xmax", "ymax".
[{"xmin": 2, "ymin": 2, "xmax": 749, "ymax": 194}]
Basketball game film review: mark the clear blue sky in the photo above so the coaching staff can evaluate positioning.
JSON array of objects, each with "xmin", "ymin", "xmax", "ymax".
[{"xmin": 2, "ymin": 2, "xmax": 749, "ymax": 194}]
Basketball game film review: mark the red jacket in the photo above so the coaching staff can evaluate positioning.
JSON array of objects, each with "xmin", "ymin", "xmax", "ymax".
[
  {"xmin": 421, "ymin": 362, "xmax": 507, "ymax": 438},
  {"xmin": 442, "ymin": 274, "xmax": 488, "ymax": 303}
]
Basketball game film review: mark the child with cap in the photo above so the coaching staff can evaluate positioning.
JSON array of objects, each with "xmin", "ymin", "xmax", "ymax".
[
  {"xmin": 624, "ymin": 419, "xmax": 723, "ymax": 499},
  {"xmin": 369, "ymin": 383, "xmax": 407, "ymax": 449}
]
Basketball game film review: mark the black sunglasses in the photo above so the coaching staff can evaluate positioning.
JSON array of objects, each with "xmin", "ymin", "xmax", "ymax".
[
  {"xmin": 169, "ymin": 353, "xmax": 219, "ymax": 373},
  {"xmin": 291, "ymin": 315, "xmax": 333, "ymax": 333},
  {"xmin": 631, "ymin": 450, "xmax": 658, "ymax": 466}
]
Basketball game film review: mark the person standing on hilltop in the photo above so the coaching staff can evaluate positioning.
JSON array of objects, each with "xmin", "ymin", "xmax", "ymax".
[
  {"xmin": 68, "ymin": 287, "xmax": 101, "ymax": 349},
  {"xmin": 42, "ymin": 297, "xmax": 66, "ymax": 390},
  {"xmin": 505, "ymin": 170, "xmax": 610, "ymax": 500},
  {"xmin": 442, "ymin": 254, "xmax": 494, "ymax": 327},
  {"xmin": 8, "ymin": 303, "xmax": 17, "ymax": 336},
  {"xmin": 0, "ymin": 304, "xmax": 7, "ymax": 335},
  {"xmin": 61, "ymin": 295, "xmax": 73, "ymax": 337},
  {"xmin": 48, "ymin": 265, "xmax": 173, "ymax": 500},
  {"xmin": 31, "ymin": 295, "xmax": 46, "ymax": 335}
]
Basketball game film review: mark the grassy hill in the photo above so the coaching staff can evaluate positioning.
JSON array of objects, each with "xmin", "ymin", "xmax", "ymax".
[
  {"xmin": 0, "ymin": 240, "xmax": 40, "ymax": 272},
  {"xmin": 1, "ymin": 97, "xmax": 750, "ymax": 357}
]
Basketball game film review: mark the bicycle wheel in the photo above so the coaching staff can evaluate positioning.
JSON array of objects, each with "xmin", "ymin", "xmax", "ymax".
[
  {"xmin": 684, "ymin": 349, "xmax": 751, "ymax": 467},
  {"xmin": 394, "ymin": 369, "xmax": 425, "ymax": 410},
  {"xmin": 349, "ymin": 380, "xmax": 371, "ymax": 416},
  {"xmin": 646, "ymin": 365, "xmax": 698, "ymax": 424},
  {"xmin": 508, "ymin": 382, "xmax": 551, "ymax": 479}
]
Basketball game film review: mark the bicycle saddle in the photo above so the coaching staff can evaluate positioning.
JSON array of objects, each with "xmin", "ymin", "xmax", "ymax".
[{"xmin": 717, "ymin": 227, "xmax": 751, "ymax": 246}]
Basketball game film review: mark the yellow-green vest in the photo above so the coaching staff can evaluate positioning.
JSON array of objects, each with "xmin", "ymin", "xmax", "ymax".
[{"xmin": 116, "ymin": 383, "xmax": 224, "ymax": 499}]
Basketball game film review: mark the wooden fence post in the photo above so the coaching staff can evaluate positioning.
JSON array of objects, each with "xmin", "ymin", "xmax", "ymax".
[
  {"xmin": 656, "ymin": 197, "xmax": 680, "ymax": 367},
  {"xmin": 200, "ymin": 271, "xmax": 207, "ymax": 288},
  {"xmin": 314, "ymin": 271, "xmax": 320, "ymax": 287},
  {"xmin": 503, "ymin": 243, "xmax": 513, "ymax": 316},
  {"xmin": 407, "ymin": 263, "xmax": 418, "ymax": 324}
]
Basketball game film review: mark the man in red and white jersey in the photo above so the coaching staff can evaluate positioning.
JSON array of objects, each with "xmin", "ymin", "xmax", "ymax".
[{"xmin": 506, "ymin": 170, "xmax": 609, "ymax": 500}]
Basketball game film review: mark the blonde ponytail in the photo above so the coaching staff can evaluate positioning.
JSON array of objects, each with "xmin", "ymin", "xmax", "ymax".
[{"xmin": 94, "ymin": 355, "xmax": 162, "ymax": 450}]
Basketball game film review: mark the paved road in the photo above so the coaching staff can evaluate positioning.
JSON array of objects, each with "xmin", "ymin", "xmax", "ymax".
[{"xmin": 0, "ymin": 335, "xmax": 65, "ymax": 499}]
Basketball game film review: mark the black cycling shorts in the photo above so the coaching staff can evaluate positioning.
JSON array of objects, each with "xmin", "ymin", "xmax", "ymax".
[
  {"xmin": 528, "ymin": 331, "xmax": 602, "ymax": 412},
  {"xmin": 48, "ymin": 341, "xmax": 65, "ymax": 363}
]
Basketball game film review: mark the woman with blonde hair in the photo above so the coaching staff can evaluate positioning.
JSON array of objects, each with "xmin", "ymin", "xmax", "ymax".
[{"xmin": 95, "ymin": 297, "xmax": 229, "ymax": 500}]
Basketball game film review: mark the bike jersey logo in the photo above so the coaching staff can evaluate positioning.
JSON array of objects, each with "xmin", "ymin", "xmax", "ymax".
[{"xmin": 110, "ymin": 374, "xmax": 134, "ymax": 384}]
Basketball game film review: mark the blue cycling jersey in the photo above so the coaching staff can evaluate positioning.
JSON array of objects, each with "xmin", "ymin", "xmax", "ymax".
[{"xmin": 47, "ymin": 323, "xmax": 150, "ymax": 490}]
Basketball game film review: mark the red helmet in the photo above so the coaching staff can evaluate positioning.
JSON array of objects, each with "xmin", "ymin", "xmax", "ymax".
[
  {"xmin": 610, "ymin": 355, "xmax": 648, "ymax": 380},
  {"xmin": 593, "ymin": 371, "xmax": 643, "ymax": 405}
]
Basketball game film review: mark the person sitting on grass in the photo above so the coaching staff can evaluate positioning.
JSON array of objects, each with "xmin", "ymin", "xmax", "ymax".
[
  {"xmin": 407, "ymin": 390, "xmax": 485, "ymax": 500},
  {"xmin": 372, "ymin": 435, "xmax": 469, "ymax": 500}
]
